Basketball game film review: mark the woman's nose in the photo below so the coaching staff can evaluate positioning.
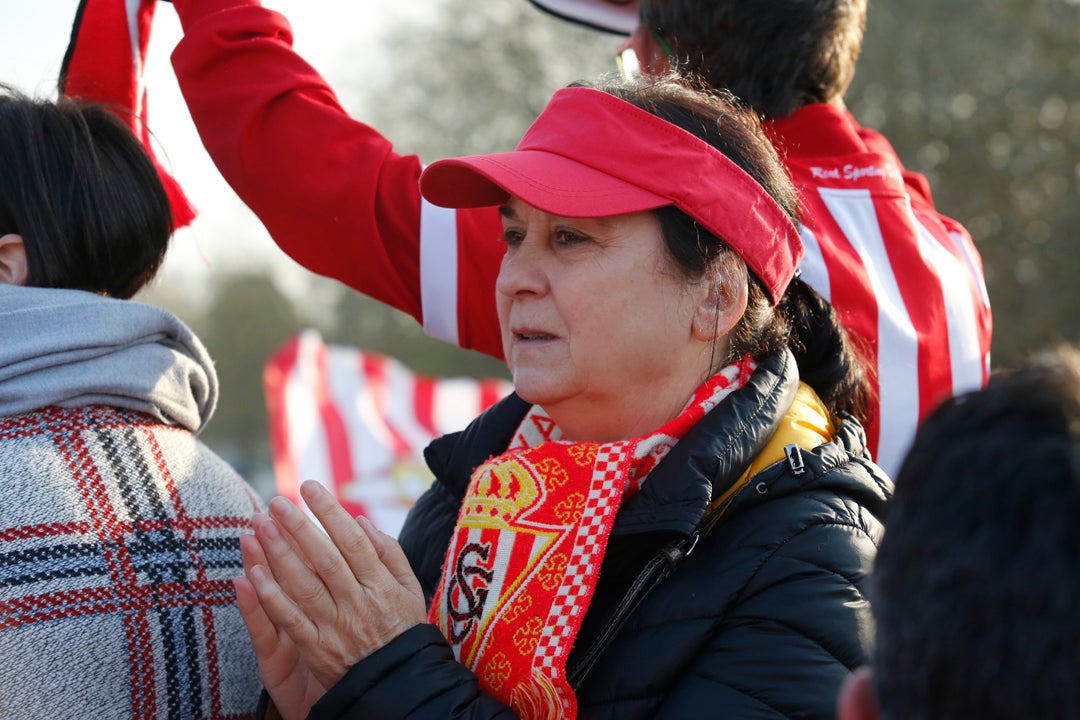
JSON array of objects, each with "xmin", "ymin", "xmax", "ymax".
[{"xmin": 496, "ymin": 240, "xmax": 547, "ymax": 298}]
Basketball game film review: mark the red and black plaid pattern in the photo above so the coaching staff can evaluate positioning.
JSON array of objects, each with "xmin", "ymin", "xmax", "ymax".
[{"xmin": 0, "ymin": 406, "xmax": 261, "ymax": 719}]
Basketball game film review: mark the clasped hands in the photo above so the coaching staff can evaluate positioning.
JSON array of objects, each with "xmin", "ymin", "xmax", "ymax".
[{"xmin": 234, "ymin": 480, "xmax": 427, "ymax": 720}]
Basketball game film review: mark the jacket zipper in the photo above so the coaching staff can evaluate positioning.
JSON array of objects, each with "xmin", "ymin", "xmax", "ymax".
[
  {"xmin": 565, "ymin": 479, "xmax": 759, "ymax": 692},
  {"xmin": 566, "ymin": 531, "xmax": 699, "ymax": 691}
]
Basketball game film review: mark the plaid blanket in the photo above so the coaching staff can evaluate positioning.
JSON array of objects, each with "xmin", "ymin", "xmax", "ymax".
[{"xmin": 0, "ymin": 405, "xmax": 262, "ymax": 719}]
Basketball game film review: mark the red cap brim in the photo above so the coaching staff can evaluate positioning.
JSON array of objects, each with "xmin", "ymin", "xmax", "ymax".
[
  {"xmin": 419, "ymin": 87, "xmax": 803, "ymax": 304},
  {"xmin": 422, "ymin": 151, "xmax": 668, "ymax": 218}
]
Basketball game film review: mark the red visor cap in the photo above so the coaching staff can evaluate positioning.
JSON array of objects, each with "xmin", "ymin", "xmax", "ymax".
[{"xmin": 420, "ymin": 87, "xmax": 803, "ymax": 303}]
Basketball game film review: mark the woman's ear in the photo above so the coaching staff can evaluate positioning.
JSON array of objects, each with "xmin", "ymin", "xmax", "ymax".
[
  {"xmin": 691, "ymin": 272, "xmax": 748, "ymax": 343},
  {"xmin": 0, "ymin": 234, "xmax": 28, "ymax": 286},
  {"xmin": 837, "ymin": 667, "xmax": 881, "ymax": 720}
]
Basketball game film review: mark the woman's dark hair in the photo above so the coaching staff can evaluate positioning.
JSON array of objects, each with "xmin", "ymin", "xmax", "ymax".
[
  {"xmin": 0, "ymin": 85, "xmax": 172, "ymax": 298},
  {"xmin": 592, "ymin": 76, "xmax": 873, "ymax": 425}
]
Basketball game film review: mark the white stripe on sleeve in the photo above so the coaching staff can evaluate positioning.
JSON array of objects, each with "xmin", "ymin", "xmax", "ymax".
[
  {"xmin": 796, "ymin": 224, "xmax": 830, "ymax": 303},
  {"xmin": 420, "ymin": 197, "xmax": 460, "ymax": 346}
]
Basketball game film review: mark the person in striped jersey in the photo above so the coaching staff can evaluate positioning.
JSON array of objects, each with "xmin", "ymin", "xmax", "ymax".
[
  {"xmin": 600, "ymin": 0, "xmax": 994, "ymax": 477},
  {"xmin": 166, "ymin": 0, "xmax": 990, "ymax": 476}
]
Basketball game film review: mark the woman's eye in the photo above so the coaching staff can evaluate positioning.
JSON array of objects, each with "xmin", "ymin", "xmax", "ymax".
[
  {"xmin": 554, "ymin": 229, "xmax": 588, "ymax": 246},
  {"xmin": 501, "ymin": 229, "xmax": 525, "ymax": 247}
]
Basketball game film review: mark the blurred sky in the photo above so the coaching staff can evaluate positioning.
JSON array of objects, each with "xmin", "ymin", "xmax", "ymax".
[{"xmin": 2, "ymin": 0, "xmax": 402, "ymax": 301}]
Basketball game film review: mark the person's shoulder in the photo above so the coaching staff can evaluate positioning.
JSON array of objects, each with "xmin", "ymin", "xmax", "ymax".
[
  {"xmin": 72, "ymin": 405, "xmax": 264, "ymax": 513},
  {"xmin": 719, "ymin": 423, "xmax": 891, "ymax": 548},
  {"xmin": 715, "ymin": 359, "xmax": 892, "ymax": 530}
]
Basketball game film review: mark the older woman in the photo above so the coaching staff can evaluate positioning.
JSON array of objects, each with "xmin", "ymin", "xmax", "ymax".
[{"xmin": 236, "ymin": 77, "xmax": 892, "ymax": 720}]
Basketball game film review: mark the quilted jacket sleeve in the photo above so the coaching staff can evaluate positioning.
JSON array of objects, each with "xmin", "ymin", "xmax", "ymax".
[{"xmin": 307, "ymin": 624, "xmax": 519, "ymax": 719}]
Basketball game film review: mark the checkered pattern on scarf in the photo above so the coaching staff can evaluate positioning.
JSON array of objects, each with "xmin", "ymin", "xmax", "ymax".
[{"xmin": 430, "ymin": 358, "xmax": 756, "ymax": 719}]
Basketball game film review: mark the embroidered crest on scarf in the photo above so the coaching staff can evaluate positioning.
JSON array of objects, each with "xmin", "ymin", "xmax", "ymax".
[{"xmin": 429, "ymin": 358, "xmax": 756, "ymax": 719}]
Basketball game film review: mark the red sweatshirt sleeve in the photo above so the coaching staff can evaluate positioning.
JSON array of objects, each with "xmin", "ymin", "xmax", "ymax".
[{"xmin": 169, "ymin": 0, "xmax": 506, "ymax": 358}]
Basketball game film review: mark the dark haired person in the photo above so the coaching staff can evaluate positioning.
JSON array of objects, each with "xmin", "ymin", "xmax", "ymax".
[
  {"xmin": 235, "ymin": 77, "xmax": 890, "ymax": 720},
  {"xmin": 164, "ymin": 0, "xmax": 990, "ymax": 478},
  {"xmin": 838, "ymin": 343, "xmax": 1080, "ymax": 720},
  {"xmin": 0, "ymin": 86, "xmax": 262, "ymax": 719},
  {"xmin": 617, "ymin": 0, "xmax": 993, "ymax": 477}
]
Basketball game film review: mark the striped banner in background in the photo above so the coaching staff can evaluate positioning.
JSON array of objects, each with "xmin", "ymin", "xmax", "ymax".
[{"xmin": 264, "ymin": 330, "xmax": 512, "ymax": 538}]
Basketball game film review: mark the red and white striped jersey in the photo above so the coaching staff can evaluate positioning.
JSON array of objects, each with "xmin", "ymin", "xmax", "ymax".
[
  {"xmin": 767, "ymin": 105, "xmax": 992, "ymax": 474},
  {"xmin": 172, "ymin": 0, "xmax": 991, "ymax": 477}
]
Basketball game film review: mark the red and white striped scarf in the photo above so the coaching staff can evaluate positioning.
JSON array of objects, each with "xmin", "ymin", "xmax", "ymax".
[
  {"xmin": 429, "ymin": 358, "xmax": 756, "ymax": 719},
  {"xmin": 60, "ymin": 0, "xmax": 196, "ymax": 228}
]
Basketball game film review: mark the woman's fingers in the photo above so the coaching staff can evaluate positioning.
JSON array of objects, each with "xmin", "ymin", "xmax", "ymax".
[
  {"xmin": 257, "ymin": 504, "xmax": 335, "ymax": 611},
  {"xmin": 238, "ymin": 530, "xmax": 298, "ymax": 665},
  {"xmin": 236, "ymin": 569, "xmax": 306, "ymax": 693},
  {"xmin": 268, "ymin": 490, "xmax": 371, "ymax": 604},
  {"xmin": 356, "ymin": 515, "xmax": 424, "ymax": 600},
  {"xmin": 246, "ymin": 563, "xmax": 317, "ymax": 643},
  {"xmin": 241, "ymin": 521, "xmax": 270, "ymax": 575},
  {"xmin": 234, "ymin": 571, "xmax": 279, "ymax": 661},
  {"xmin": 244, "ymin": 482, "xmax": 427, "ymax": 679},
  {"xmin": 298, "ymin": 481, "xmax": 388, "ymax": 590},
  {"xmin": 247, "ymin": 560, "xmax": 364, "ymax": 691},
  {"xmin": 296, "ymin": 483, "xmax": 426, "ymax": 642}
]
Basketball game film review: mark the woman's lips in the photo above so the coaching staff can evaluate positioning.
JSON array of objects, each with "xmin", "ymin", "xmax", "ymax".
[{"xmin": 511, "ymin": 325, "xmax": 557, "ymax": 342}]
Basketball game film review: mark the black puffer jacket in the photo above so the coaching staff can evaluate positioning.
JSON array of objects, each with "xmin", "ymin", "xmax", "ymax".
[{"xmin": 310, "ymin": 350, "xmax": 892, "ymax": 719}]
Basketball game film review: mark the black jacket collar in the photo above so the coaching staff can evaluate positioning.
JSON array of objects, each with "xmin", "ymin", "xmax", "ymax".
[{"xmin": 423, "ymin": 350, "xmax": 807, "ymax": 538}]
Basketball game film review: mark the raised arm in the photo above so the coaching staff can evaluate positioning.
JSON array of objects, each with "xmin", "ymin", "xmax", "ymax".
[{"xmin": 170, "ymin": 0, "xmax": 505, "ymax": 355}]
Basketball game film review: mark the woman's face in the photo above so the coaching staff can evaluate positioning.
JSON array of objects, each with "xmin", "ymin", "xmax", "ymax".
[{"xmin": 496, "ymin": 197, "xmax": 714, "ymax": 442}]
